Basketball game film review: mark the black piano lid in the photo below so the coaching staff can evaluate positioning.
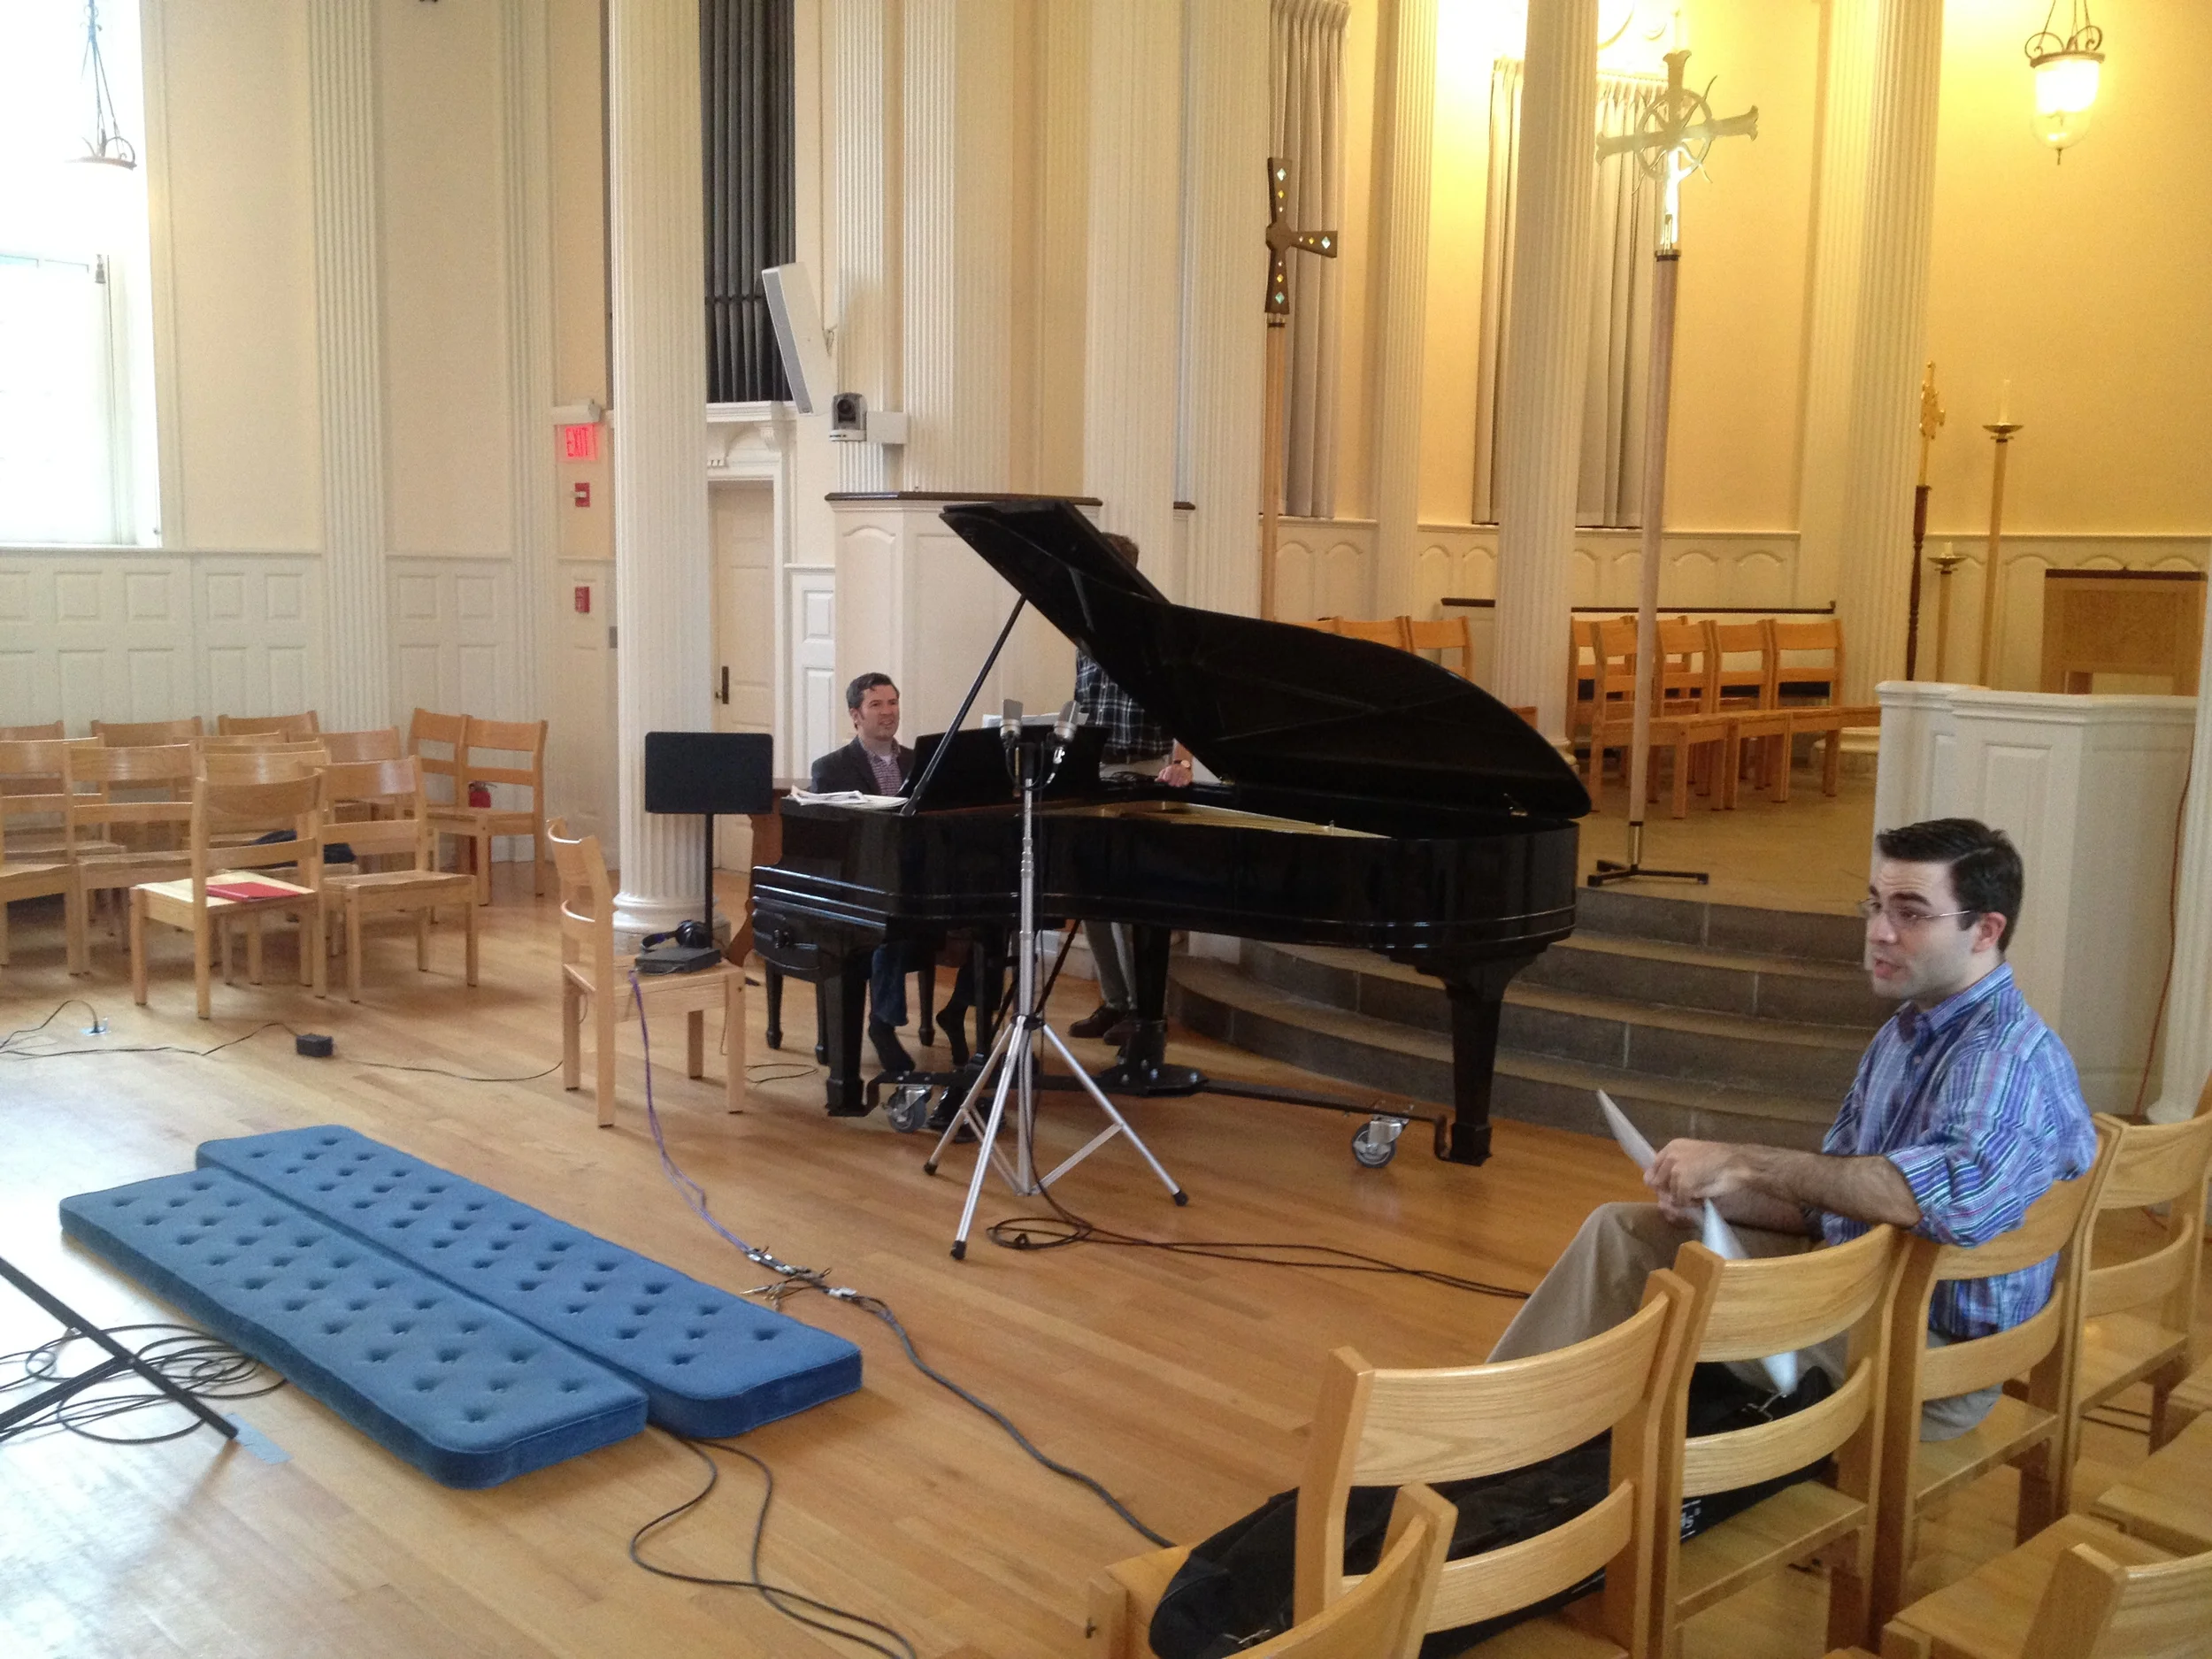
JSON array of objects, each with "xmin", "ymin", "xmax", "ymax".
[{"xmin": 937, "ymin": 499, "xmax": 1594, "ymax": 819}]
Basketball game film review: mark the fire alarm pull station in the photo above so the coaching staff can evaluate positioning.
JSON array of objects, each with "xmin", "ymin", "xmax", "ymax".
[
  {"xmin": 573, "ymin": 586, "xmax": 591, "ymax": 615},
  {"xmin": 572, "ymin": 481, "xmax": 590, "ymax": 507}
]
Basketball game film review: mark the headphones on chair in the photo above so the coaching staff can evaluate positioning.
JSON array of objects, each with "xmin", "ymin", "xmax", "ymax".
[{"xmin": 641, "ymin": 918, "xmax": 714, "ymax": 951}]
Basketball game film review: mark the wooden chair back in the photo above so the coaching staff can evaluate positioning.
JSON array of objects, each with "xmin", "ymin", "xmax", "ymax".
[
  {"xmin": 1299, "ymin": 618, "xmax": 1342, "ymax": 634},
  {"xmin": 216, "ymin": 711, "xmax": 320, "ymax": 737},
  {"xmin": 191, "ymin": 773, "xmax": 323, "ymax": 887},
  {"xmin": 1766, "ymin": 618, "xmax": 1844, "ymax": 704},
  {"xmin": 64, "ymin": 743, "xmax": 197, "ymax": 842},
  {"xmin": 1710, "ymin": 620, "xmax": 1775, "ymax": 708},
  {"xmin": 318, "ymin": 758, "xmax": 432, "ymax": 870},
  {"xmin": 1402, "ymin": 617, "xmax": 1472, "ymax": 677},
  {"xmin": 1295, "ymin": 1271, "xmax": 1694, "ymax": 1654},
  {"xmin": 323, "ymin": 727, "xmax": 404, "ymax": 764},
  {"xmin": 1333, "ymin": 617, "xmax": 1411, "ymax": 649},
  {"xmin": 1566, "ymin": 619, "xmax": 1600, "ymax": 736},
  {"xmin": 549, "ymin": 818, "xmax": 614, "ymax": 976},
  {"xmin": 2020, "ymin": 1537, "xmax": 2212, "ymax": 1659},
  {"xmin": 1655, "ymin": 617, "xmax": 1716, "ymax": 712},
  {"xmin": 1592, "ymin": 616, "xmax": 1640, "ymax": 703},
  {"xmin": 458, "ymin": 717, "xmax": 548, "ymax": 797},
  {"xmin": 0, "ymin": 721, "xmax": 65, "ymax": 741},
  {"xmin": 0, "ymin": 738, "xmax": 96, "ymax": 854},
  {"xmin": 95, "ymin": 717, "xmax": 204, "ymax": 747},
  {"xmin": 1249, "ymin": 1486, "xmax": 1452, "ymax": 1659},
  {"xmin": 196, "ymin": 743, "xmax": 330, "ymax": 784},
  {"xmin": 409, "ymin": 709, "xmax": 469, "ymax": 808}
]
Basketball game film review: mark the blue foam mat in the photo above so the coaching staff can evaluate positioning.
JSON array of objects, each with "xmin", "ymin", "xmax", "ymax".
[
  {"xmin": 197, "ymin": 1125, "xmax": 862, "ymax": 1438},
  {"xmin": 60, "ymin": 1169, "xmax": 648, "ymax": 1488}
]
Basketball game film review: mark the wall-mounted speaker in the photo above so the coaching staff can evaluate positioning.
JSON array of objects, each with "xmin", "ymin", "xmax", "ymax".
[{"xmin": 762, "ymin": 263, "xmax": 833, "ymax": 415}]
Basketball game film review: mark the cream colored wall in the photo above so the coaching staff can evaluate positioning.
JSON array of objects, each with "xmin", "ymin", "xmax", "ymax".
[
  {"xmin": 378, "ymin": 0, "xmax": 513, "ymax": 558},
  {"xmin": 1924, "ymin": 0, "xmax": 2212, "ymax": 539},
  {"xmin": 1335, "ymin": 0, "xmax": 1379, "ymax": 518},
  {"xmin": 147, "ymin": 0, "xmax": 319, "ymax": 552},
  {"xmin": 549, "ymin": 0, "xmax": 611, "ymax": 562}
]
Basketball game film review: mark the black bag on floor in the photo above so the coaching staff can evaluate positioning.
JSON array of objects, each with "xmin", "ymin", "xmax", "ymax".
[{"xmin": 1146, "ymin": 1363, "xmax": 1832, "ymax": 1659}]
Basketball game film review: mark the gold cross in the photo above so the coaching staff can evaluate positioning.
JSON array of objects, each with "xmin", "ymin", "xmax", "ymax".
[
  {"xmin": 1596, "ymin": 50, "xmax": 1757, "ymax": 250},
  {"xmin": 1265, "ymin": 157, "xmax": 1337, "ymax": 324}
]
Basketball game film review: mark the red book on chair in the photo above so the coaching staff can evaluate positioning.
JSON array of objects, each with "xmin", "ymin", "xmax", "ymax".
[{"xmin": 204, "ymin": 879, "xmax": 303, "ymax": 902}]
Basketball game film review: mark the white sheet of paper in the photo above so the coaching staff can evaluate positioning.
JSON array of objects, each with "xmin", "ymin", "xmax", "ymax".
[
  {"xmin": 1700, "ymin": 1202, "xmax": 1801, "ymax": 1394},
  {"xmin": 1596, "ymin": 1089, "xmax": 1656, "ymax": 1172}
]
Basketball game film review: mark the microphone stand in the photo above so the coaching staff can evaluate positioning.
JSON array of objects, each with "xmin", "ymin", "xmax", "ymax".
[{"xmin": 923, "ymin": 705, "xmax": 1187, "ymax": 1258}]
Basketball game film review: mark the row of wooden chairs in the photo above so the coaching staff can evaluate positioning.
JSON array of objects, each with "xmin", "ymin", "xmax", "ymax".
[
  {"xmin": 1091, "ymin": 1089, "xmax": 2212, "ymax": 1659},
  {"xmin": 1300, "ymin": 614, "xmax": 1476, "ymax": 678}
]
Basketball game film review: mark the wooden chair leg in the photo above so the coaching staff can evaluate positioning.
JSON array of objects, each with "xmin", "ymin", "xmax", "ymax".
[
  {"xmin": 65, "ymin": 879, "xmax": 88, "ymax": 975},
  {"xmin": 246, "ymin": 915, "xmax": 264, "ymax": 986},
  {"xmin": 129, "ymin": 890, "xmax": 148, "ymax": 1004},
  {"xmin": 1824, "ymin": 730, "xmax": 1846, "ymax": 796},
  {"xmin": 415, "ymin": 910, "xmax": 430, "ymax": 972},
  {"xmin": 595, "ymin": 982, "xmax": 617, "ymax": 1125},
  {"xmin": 562, "ymin": 979, "xmax": 581, "ymax": 1090},
  {"xmin": 311, "ymin": 904, "xmax": 327, "ymax": 998},
  {"xmin": 476, "ymin": 832, "xmax": 493, "ymax": 906},
  {"xmin": 193, "ymin": 910, "xmax": 213, "ymax": 1020},
  {"xmin": 725, "ymin": 972, "xmax": 744, "ymax": 1113},
  {"xmin": 347, "ymin": 899, "xmax": 364, "ymax": 1003},
  {"xmin": 0, "ymin": 898, "xmax": 10, "ymax": 966},
  {"xmin": 463, "ymin": 899, "xmax": 479, "ymax": 987},
  {"xmin": 687, "ymin": 1008, "xmax": 706, "ymax": 1079},
  {"xmin": 530, "ymin": 829, "xmax": 544, "ymax": 896}
]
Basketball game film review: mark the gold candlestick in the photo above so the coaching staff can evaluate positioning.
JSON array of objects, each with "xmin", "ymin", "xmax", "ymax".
[
  {"xmin": 1930, "ymin": 542, "xmax": 1966, "ymax": 680},
  {"xmin": 1976, "ymin": 421, "xmax": 2024, "ymax": 684}
]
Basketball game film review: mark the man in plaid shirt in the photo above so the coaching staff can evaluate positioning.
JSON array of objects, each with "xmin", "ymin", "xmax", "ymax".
[{"xmin": 1489, "ymin": 818, "xmax": 2096, "ymax": 1439}]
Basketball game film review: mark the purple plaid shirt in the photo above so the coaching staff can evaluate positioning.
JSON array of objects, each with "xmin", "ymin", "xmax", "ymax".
[{"xmin": 1821, "ymin": 964, "xmax": 2095, "ymax": 1338}]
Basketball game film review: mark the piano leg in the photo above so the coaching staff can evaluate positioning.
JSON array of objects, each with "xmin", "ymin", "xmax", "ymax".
[
  {"xmin": 1440, "ymin": 957, "xmax": 1537, "ymax": 1164},
  {"xmin": 763, "ymin": 964, "xmax": 784, "ymax": 1050},
  {"xmin": 820, "ymin": 953, "xmax": 873, "ymax": 1116}
]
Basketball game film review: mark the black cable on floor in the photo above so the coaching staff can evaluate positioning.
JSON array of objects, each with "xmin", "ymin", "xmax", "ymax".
[
  {"xmin": 630, "ymin": 1431, "xmax": 918, "ymax": 1659},
  {"xmin": 0, "ymin": 1321, "xmax": 285, "ymax": 1447}
]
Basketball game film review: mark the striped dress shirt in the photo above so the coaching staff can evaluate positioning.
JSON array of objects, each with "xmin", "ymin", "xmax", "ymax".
[{"xmin": 1820, "ymin": 963, "xmax": 2096, "ymax": 1338}]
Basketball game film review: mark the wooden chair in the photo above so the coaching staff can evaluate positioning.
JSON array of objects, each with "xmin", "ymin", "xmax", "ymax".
[
  {"xmin": 1856, "ymin": 1521, "xmax": 2202, "ymax": 1659},
  {"xmin": 312, "ymin": 758, "xmax": 478, "ymax": 1002},
  {"xmin": 323, "ymin": 727, "xmax": 404, "ymax": 764},
  {"xmin": 2091, "ymin": 1413, "xmax": 2212, "ymax": 1557},
  {"xmin": 216, "ymin": 711, "xmax": 320, "ymax": 737},
  {"xmin": 0, "ymin": 738, "xmax": 90, "ymax": 972},
  {"xmin": 1790, "ymin": 703, "xmax": 1886, "ymax": 797},
  {"xmin": 549, "ymin": 818, "xmax": 744, "ymax": 1126},
  {"xmin": 1654, "ymin": 1226, "xmax": 1908, "ymax": 1657},
  {"xmin": 1088, "ymin": 1271, "xmax": 1695, "ymax": 1659},
  {"xmin": 1334, "ymin": 617, "xmax": 1412, "ymax": 649},
  {"xmin": 2070, "ymin": 1092, "xmax": 2212, "ymax": 1458},
  {"xmin": 0, "ymin": 721, "xmax": 65, "ymax": 741},
  {"xmin": 195, "ymin": 742, "xmax": 329, "ymax": 783},
  {"xmin": 1868, "ymin": 1140, "xmax": 2118, "ymax": 1631},
  {"xmin": 1241, "ymin": 1485, "xmax": 1455, "ymax": 1659},
  {"xmin": 130, "ymin": 772, "xmax": 323, "ymax": 1018},
  {"xmin": 1709, "ymin": 619, "xmax": 1786, "ymax": 800},
  {"xmin": 1768, "ymin": 618, "xmax": 1845, "ymax": 706},
  {"xmin": 1404, "ymin": 616, "xmax": 1474, "ymax": 678},
  {"xmin": 63, "ymin": 743, "xmax": 199, "ymax": 958},
  {"xmin": 1584, "ymin": 617, "xmax": 1640, "ymax": 808},
  {"xmin": 1566, "ymin": 619, "xmax": 1601, "ymax": 750},
  {"xmin": 1298, "ymin": 618, "xmax": 1343, "ymax": 634},
  {"xmin": 1, "ymin": 731, "xmax": 124, "ymax": 860},
  {"xmin": 94, "ymin": 717, "xmax": 204, "ymax": 747},
  {"xmin": 433, "ymin": 717, "xmax": 549, "ymax": 903}
]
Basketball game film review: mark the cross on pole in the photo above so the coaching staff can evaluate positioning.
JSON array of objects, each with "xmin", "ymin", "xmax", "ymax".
[
  {"xmin": 1259, "ymin": 157, "xmax": 1337, "ymax": 620},
  {"xmin": 1587, "ymin": 51, "xmax": 1756, "ymax": 888}
]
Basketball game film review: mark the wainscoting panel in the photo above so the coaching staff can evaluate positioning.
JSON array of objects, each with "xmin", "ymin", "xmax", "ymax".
[
  {"xmin": 196, "ymin": 559, "xmax": 323, "ymax": 719},
  {"xmin": 387, "ymin": 557, "xmax": 518, "ymax": 725}
]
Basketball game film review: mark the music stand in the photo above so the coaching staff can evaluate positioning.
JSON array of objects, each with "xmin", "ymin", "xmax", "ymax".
[{"xmin": 643, "ymin": 731, "xmax": 775, "ymax": 944}]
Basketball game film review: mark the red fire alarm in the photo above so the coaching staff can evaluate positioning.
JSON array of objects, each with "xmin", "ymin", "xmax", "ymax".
[
  {"xmin": 572, "ymin": 585, "xmax": 591, "ymax": 615},
  {"xmin": 561, "ymin": 423, "xmax": 600, "ymax": 462},
  {"xmin": 572, "ymin": 480, "xmax": 591, "ymax": 507}
]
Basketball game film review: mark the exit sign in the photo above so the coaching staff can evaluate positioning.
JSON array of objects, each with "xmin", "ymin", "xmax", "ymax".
[{"xmin": 561, "ymin": 423, "xmax": 600, "ymax": 462}]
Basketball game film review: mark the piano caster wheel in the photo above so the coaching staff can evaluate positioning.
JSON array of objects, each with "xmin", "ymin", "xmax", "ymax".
[
  {"xmin": 887, "ymin": 1085, "xmax": 933, "ymax": 1133},
  {"xmin": 1351, "ymin": 1117, "xmax": 1404, "ymax": 1169}
]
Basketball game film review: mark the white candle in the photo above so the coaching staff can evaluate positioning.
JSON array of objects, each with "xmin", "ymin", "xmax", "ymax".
[{"xmin": 1998, "ymin": 379, "xmax": 2011, "ymax": 425}]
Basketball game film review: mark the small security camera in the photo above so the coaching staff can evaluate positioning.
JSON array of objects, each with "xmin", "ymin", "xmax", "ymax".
[{"xmin": 829, "ymin": 391, "xmax": 867, "ymax": 441}]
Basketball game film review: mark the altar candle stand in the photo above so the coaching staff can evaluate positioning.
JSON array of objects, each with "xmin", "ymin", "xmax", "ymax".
[{"xmin": 1977, "ymin": 419, "xmax": 2024, "ymax": 684}]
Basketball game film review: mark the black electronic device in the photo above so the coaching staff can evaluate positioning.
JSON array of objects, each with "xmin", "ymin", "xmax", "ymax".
[{"xmin": 643, "ymin": 730, "xmax": 774, "ymax": 961}]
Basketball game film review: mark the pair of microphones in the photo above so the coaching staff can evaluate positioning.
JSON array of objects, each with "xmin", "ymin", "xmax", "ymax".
[{"xmin": 999, "ymin": 698, "xmax": 1081, "ymax": 755}]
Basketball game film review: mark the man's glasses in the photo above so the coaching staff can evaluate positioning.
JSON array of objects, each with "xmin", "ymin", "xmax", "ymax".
[{"xmin": 1856, "ymin": 897, "xmax": 1975, "ymax": 930}]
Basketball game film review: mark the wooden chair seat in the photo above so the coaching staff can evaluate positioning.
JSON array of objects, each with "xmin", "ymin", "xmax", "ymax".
[
  {"xmin": 1644, "ymin": 712, "xmax": 1732, "ymax": 818},
  {"xmin": 1879, "ymin": 1514, "xmax": 2170, "ymax": 1659},
  {"xmin": 2078, "ymin": 1310, "xmax": 2188, "ymax": 1406},
  {"xmin": 2169, "ymin": 1355, "xmax": 2212, "ymax": 1435},
  {"xmin": 311, "ymin": 758, "xmax": 479, "ymax": 1002},
  {"xmin": 1909, "ymin": 1393, "xmax": 2062, "ymax": 1509},
  {"xmin": 2090, "ymin": 1412, "xmax": 2212, "ymax": 1555},
  {"xmin": 1674, "ymin": 1478, "xmax": 1867, "ymax": 1619}
]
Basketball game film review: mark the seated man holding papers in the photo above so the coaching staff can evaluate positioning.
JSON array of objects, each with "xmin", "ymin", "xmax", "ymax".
[{"xmin": 1489, "ymin": 818, "xmax": 2097, "ymax": 1438}]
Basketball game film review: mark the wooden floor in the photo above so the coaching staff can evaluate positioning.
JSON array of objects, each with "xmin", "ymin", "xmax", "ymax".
[{"xmin": 0, "ymin": 870, "xmax": 2185, "ymax": 1659}]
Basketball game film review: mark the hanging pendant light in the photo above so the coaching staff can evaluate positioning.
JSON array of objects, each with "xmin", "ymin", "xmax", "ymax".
[
  {"xmin": 73, "ymin": 0, "xmax": 137, "ymax": 172},
  {"xmin": 2024, "ymin": 0, "xmax": 2105, "ymax": 159}
]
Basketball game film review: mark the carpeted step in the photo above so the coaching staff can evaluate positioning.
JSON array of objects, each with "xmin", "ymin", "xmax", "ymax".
[{"xmin": 1573, "ymin": 885, "xmax": 1865, "ymax": 964}]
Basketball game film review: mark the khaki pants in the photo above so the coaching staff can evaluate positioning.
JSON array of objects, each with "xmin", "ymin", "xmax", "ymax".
[{"xmin": 1489, "ymin": 1202, "xmax": 1996, "ymax": 1440}]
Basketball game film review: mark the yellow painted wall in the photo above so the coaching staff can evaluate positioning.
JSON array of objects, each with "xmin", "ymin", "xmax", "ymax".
[
  {"xmin": 1924, "ymin": 0, "xmax": 2212, "ymax": 538},
  {"xmin": 549, "ymin": 0, "xmax": 611, "ymax": 561}
]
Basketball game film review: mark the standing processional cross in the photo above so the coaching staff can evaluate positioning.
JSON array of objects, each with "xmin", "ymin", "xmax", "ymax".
[
  {"xmin": 1258, "ymin": 158, "xmax": 1339, "ymax": 620},
  {"xmin": 1264, "ymin": 157, "xmax": 1337, "ymax": 320},
  {"xmin": 1596, "ymin": 50, "xmax": 1757, "ymax": 250}
]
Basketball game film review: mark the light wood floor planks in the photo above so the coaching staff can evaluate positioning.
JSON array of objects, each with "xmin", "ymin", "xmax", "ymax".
[{"xmin": 0, "ymin": 872, "xmax": 2190, "ymax": 1659}]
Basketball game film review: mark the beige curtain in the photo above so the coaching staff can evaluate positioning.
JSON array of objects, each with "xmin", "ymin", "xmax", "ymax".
[
  {"xmin": 1475, "ymin": 62, "xmax": 1660, "ymax": 528},
  {"xmin": 1270, "ymin": 0, "xmax": 1347, "ymax": 520}
]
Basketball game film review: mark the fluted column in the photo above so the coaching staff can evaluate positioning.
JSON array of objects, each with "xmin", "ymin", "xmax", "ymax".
[
  {"xmin": 1794, "ymin": 0, "xmax": 1878, "ymax": 612},
  {"xmin": 608, "ymin": 0, "xmax": 713, "ymax": 941},
  {"xmin": 828, "ymin": 0, "xmax": 896, "ymax": 492},
  {"xmin": 500, "ymin": 0, "xmax": 554, "ymax": 721},
  {"xmin": 307, "ymin": 6, "xmax": 391, "ymax": 731},
  {"xmin": 1490, "ymin": 0, "xmax": 1599, "ymax": 740},
  {"xmin": 1083, "ymin": 0, "xmax": 1183, "ymax": 591},
  {"xmin": 1366, "ymin": 0, "xmax": 1437, "ymax": 617},
  {"xmin": 2153, "ymin": 617, "xmax": 2212, "ymax": 1124},
  {"xmin": 1833, "ymin": 0, "xmax": 1944, "ymax": 703},
  {"xmin": 1179, "ymin": 0, "xmax": 1269, "ymax": 616},
  {"xmin": 902, "ymin": 0, "xmax": 1013, "ymax": 490}
]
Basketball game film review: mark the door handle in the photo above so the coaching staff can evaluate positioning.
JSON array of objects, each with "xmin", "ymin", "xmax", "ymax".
[{"xmin": 718, "ymin": 666, "xmax": 730, "ymax": 704}]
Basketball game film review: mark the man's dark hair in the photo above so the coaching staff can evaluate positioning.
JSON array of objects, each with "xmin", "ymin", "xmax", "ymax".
[
  {"xmin": 845, "ymin": 672, "xmax": 895, "ymax": 712},
  {"xmin": 1874, "ymin": 818, "xmax": 2024, "ymax": 951},
  {"xmin": 1101, "ymin": 532, "xmax": 1141, "ymax": 567}
]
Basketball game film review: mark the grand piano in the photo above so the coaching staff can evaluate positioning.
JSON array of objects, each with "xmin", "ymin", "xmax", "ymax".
[{"xmin": 749, "ymin": 500, "xmax": 1592, "ymax": 1164}]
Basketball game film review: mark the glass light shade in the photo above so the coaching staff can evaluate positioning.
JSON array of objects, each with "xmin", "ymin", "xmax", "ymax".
[
  {"xmin": 61, "ymin": 152, "xmax": 142, "ymax": 251},
  {"xmin": 2031, "ymin": 50, "xmax": 2101, "ymax": 150}
]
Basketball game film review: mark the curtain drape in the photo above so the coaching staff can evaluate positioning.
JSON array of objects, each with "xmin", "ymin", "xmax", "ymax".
[
  {"xmin": 1270, "ymin": 0, "xmax": 1347, "ymax": 521},
  {"xmin": 1474, "ymin": 62, "xmax": 1660, "ymax": 528}
]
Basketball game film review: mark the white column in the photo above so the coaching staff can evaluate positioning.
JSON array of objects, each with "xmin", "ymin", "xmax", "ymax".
[
  {"xmin": 307, "ymin": 5, "xmax": 391, "ymax": 731},
  {"xmin": 1365, "ymin": 0, "xmax": 1437, "ymax": 617},
  {"xmin": 1832, "ymin": 0, "xmax": 1944, "ymax": 704},
  {"xmin": 902, "ymin": 0, "xmax": 1013, "ymax": 490},
  {"xmin": 1178, "ymin": 0, "xmax": 1268, "ymax": 617},
  {"xmin": 1793, "ymin": 0, "xmax": 1878, "ymax": 613},
  {"xmin": 828, "ymin": 0, "xmax": 897, "ymax": 493},
  {"xmin": 608, "ymin": 0, "xmax": 713, "ymax": 941},
  {"xmin": 2154, "ymin": 614, "xmax": 2212, "ymax": 1124},
  {"xmin": 1083, "ymin": 0, "xmax": 1183, "ymax": 591},
  {"xmin": 1489, "ymin": 0, "xmax": 1598, "ymax": 741},
  {"xmin": 500, "ymin": 0, "xmax": 555, "ymax": 722}
]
